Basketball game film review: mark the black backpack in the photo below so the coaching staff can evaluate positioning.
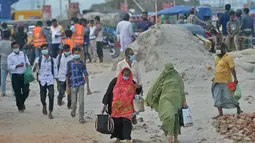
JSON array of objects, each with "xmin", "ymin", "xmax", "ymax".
[{"xmin": 37, "ymin": 56, "xmax": 54, "ymax": 81}]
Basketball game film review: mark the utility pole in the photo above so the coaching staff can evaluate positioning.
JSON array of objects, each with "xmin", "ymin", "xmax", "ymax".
[
  {"xmin": 194, "ymin": 0, "xmax": 196, "ymax": 16},
  {"xmin": 43, "ymin": 0, "xmax": 46, "ymax": 6},
  {"xmin": 173, "ymin": 0, "xmax": 176, "ymax": 6},
  {"xmin": 60, "ymin": 0, "xmax": 63, "ymax": 18},
  {"xmin": 68, "ymin": 0, "xmax": 71, "ymax": 5}
]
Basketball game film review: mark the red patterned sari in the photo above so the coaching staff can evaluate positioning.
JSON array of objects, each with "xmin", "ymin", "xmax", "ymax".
[{"xmin": 111, "ymin": 67, "xmax": 136, "ymax": 120}]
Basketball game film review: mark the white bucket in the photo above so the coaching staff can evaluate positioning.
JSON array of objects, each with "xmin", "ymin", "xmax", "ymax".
[{"xmin": 133, "ymin": 98, "xmax": 145, "ymax": 112}]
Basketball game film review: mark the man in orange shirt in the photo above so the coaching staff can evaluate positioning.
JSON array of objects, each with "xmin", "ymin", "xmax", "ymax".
[
  {"xmin": 70, "ymin": 18, "xmax": 85, "ymax": 61},
  {"xmin": 62, "ymin": 30, "xmax": 76, "ymax": 53},
  {"xmin": 33, "ymin": 21, "xmax": 47, "ymax": 58},
  {"xmin": 212, "ymin": 43, "xmax": 241, "ymax": 119}
]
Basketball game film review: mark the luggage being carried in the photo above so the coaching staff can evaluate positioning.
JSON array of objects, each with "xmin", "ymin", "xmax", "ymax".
[{"xmin": 95, "ymin": 113, "xmax": 114, "ymax": 134}]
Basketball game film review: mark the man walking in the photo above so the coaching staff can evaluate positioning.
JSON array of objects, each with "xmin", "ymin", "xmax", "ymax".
[
  {"xmin": 12, "ymin": 26, "xmax": 28, "ymax": 52},
  {"xmin": 241, "ymin": 8, "xmax": 254, "ymax": 49},
  {"xmin": 94, "ymin": 16, "xmax": 104, "ymax": 63},
  {"xmin": 81, "ymin": 18, "xmax": 91, "ymax": 63},
  {"xmin": 234, "ymin": 9, "xmax": 243, "ymax": 51},
  {"xmin": 89, "ymin": 20, "xmax": 97, "ymax": 62},
  {"xmin": 33, "ymin": 21, "xmax": 47, "ymax": 58},
  {"xmin": 66, "ymin": 47, "xmax": 92, "ymax": 124},
  {"xmin": 44, "ymin": 20, "xmax": 52, "ymax": 49},
  {"xmin": 0, "ymin": 31, "xmax": 13, "ymax": 97},
  {"xmin": 212, "ymin": 43, "xmax": 242, "ymax": 119},
  {"xmin": 34, "ymin": 44, "xmax": 57, "ymax": 119},
  {"xmin": 71, "ymin": 18, "xmax": 85, "ymax": 61},
  {"xmin": 227, "ymin": 11, "xmax": 240, "ymax": 51},
  {"xmin": 116, "ymin": 13, "xmax": 135, "ymax": 53},
  {"xmin": 56, "ymin": 44, "xmax": 73, "ymax": 109},
  {"xmin": 50, "ymin": 19, "xmax": 64, "ymax": 58},
  {"xmin": 8, "ymin": 41, "xmax": 30, "ymax": 112}
]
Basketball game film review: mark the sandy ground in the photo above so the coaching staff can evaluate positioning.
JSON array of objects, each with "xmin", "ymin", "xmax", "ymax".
[{"xmin": 0, "ymin": 25, "xmax": 255, "ymax": 143}]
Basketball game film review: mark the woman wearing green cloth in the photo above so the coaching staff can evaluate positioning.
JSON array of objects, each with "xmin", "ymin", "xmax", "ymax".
[{"xmin": 145, "ymin": 62, "xmax": 188, "ymax": 143}]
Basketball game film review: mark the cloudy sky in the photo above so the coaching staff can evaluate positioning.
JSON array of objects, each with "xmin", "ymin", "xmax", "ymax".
[{"xmin": 13, "ymin": 0, "xmax": 105, "ymax": 17}]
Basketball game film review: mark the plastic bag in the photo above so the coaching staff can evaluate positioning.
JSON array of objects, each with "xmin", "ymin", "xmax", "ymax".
[
  {"xmin": 233, "ymin": 84, "xmax": 242, "ymax": 101},
  {"xmin": 24, "ymin": 66, "xmax": 35, "ymax": 83},
  {"xmin": 182, "ymin": 107, "xmax": 193, "ymax": 127}
]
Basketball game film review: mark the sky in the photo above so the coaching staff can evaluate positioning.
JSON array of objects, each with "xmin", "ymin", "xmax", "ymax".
[{"xmin": 13, "ymin": 0, "xmax": 105, "ymax": 18}]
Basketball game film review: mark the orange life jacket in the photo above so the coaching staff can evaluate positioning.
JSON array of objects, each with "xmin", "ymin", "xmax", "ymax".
[
  {"xmin": 62, "ymin": 38, "xmax": 76, "ymax": 53},
  {"xmin": 33, "ymin": 27, "xmax": 47, "ymax": 47},
  {"xmin": 72, "ymin": 24, "xmax": 84, "ymax": 45}
]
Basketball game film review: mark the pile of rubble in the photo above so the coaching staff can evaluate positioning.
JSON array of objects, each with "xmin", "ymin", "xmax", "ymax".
[{"xmin": 212, "ymin": 113, "xmax": 255, "ymax": 143}]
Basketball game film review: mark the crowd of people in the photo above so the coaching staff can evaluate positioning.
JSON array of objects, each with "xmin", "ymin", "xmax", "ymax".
[{"xmin": 0, "ymin": 6, "xmax": 253, "ymax": 143}]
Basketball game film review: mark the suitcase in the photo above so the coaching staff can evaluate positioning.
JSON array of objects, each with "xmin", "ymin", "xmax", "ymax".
[{"xmin": 95, "ymin": 114, "xmax": 114, "ymax": 134}]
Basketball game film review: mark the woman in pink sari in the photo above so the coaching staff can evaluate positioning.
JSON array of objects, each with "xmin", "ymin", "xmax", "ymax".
[{"xmin": 102, "ymin": 67, "xmax": 142, "ymax": 143}]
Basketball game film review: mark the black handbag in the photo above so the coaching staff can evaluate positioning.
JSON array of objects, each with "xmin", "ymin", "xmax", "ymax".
[
  {"xmin": 178, "ymin": 109, "xmax": 184, "ymax": 127},
  {"xmin": 95, "ymin": 114, "xmax": 114, "ymax": 134}
]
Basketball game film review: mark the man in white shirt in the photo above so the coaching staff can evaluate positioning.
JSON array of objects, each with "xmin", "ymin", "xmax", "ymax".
[
  {"xmin": 7, "ymin": 41, "xmax": 30, "ymax": 112},
  {"xmin": 89, "ymin": 20, "xmax": 97, "ymax": 62},
  {"xmin": 116, "ymin": 48, "xmax": 142, "ymax": 85},
  {"xmin": 116, "ymin": 13, "xmax": 135, "ymax": 52},
  {"xmin": 34, "ymin": 44, "xmax": 57, "ymax": 119},
  {"xmin": 56, "ymin": 44, "xmax": 73, "ymax": 109},
  {"xmin": 94, "ymin": 16, "xmax": 104, "ymax": 63},
  {"xmin": 50, "ymin": 19, "xmax": 64, "ymax": 58}
]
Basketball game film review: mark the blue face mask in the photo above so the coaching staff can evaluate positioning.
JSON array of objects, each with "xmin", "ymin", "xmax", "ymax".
[
  {"xmin": 64, "ymin": 51, "xmax": 71, "ymax": 56},
  {"xmin": 129, "ymin": 55, "xmax": 135, "ymax": 62},
  {"xmin": 41, "ymin": 49, "xmax": 48, "ymax": 55},
  {"xmin": 123, "ymin": 75, "xmax": 129, "ymax": 80},
  {"xmin": 73, "ymin": 54, "xmax": 80, "ymax": 59}
]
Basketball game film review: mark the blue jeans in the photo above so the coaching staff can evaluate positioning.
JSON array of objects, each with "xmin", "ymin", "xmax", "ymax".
[
  {"xmin": 1, "ymin": 69, "xmax": 11, "ymax": 94},
  {"xmin": 35, "ymin": 47, "xmax": 41, "ymax": 58}
]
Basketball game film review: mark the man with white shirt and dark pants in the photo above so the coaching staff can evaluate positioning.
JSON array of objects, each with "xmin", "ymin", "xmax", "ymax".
[
  {"xmin": 8, "ymin": 41, "xmax": 30, "ymax": 112},
  {"xmin": 56, "ymin": 44, "xmax": 73, "ymax": 109},
  {"xmin": 34, "ymin": 44, "xmax": 57, "ymax": 119}
]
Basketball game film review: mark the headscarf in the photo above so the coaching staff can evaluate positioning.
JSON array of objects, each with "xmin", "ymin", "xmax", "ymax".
[{"xmin": 111, "ymin": 67, "xmax": 136, "ymax": 120}]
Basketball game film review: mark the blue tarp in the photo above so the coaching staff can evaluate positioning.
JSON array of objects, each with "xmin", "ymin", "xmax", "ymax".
[
  {"xmin": 157, "ymin": 5, "xmax": 212, "ymax": 20},
  {"xmin": 0, "ymin": 0, "xmax": 19, "ymax": 22}
]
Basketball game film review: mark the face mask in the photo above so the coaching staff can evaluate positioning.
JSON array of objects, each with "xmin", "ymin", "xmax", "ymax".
[
  {"xmin": 71, "ymin": 21, "xmax": 74, "ymax": 25},
  {"xmin": 129, "ymin": 55, "xmax": 135, "ymax": 62},
  {"xmin": 215, "ymin": 49, "xmax": 222, "ymax": 55},
  {"xmin": 64, "ymin": 51, "xmax": 70, "ymax": 56},
  {"xmin": 73, "ymin": 54, "xmax": 80, "ymax": 59},
  {"xmin": 123, "ymin": 75, "xmax": 129, "ymax": 81},
  {"xmin": 41, "ymin": 49, "xmax": 48, "ymax": 55},
  {"xmin": 13, "ymin": 48, "xmax": 19, "ymax": 53}
]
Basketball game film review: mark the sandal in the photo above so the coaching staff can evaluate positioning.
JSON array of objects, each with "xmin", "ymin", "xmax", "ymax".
[
  {"xmin": 48, "ymin": 112, "xmax": 54, "ymax": 119},
  {"xmin": 42, "ymin": 106, "xmax": 47, "ymax": 115},
  {"xmin": 79, "ymin": 118, "xmax": 86, "ymax": 124},
  {"xmin": 71, "ymin": 112, "xmax": 76, "ymax": 118}
]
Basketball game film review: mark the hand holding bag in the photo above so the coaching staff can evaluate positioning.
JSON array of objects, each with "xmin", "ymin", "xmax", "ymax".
[
  {"xmin": 95, "ymin": 110, "xmax": 114, "ymax": 134},
  {"xmin": 24, "ymin": 53, "xmax": 35, "ymax": 83}
]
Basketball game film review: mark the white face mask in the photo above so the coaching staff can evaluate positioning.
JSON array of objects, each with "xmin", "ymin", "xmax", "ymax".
[
  {"xmin": 13, "ymin": 48, "xmax": 19, "ymax": 53},
  {"xmin": 215, "ymin": 49, "xmax": 222, "ymax": 55}
]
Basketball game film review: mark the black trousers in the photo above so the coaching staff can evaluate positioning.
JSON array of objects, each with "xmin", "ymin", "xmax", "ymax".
[
  {"xmin": 57, "ymin": 80, "xmax": 71, "ymax": 107},
  {"xmin": 39, "ymin": 83, "xmax": 54, "ymax": 112},
  {"xmin": 11, "ymin": 74, "xmax": 29, "ymax": 110},
  {"xmin": 111, "ymin": 117, "xmax": 132, "ymax": 140},
  {"xmin": 96, "ymin": 41, "xmax": 104, "ymax": 58}
]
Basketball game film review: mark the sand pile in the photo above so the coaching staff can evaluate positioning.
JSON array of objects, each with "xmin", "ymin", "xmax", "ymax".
[
  {"xmin": 129, "ymin": 24, "xmax": 214, "ymax": 84},
  {"xmin": 212, "ymin": 113, "xmax": 255, "ymax": 143}
]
